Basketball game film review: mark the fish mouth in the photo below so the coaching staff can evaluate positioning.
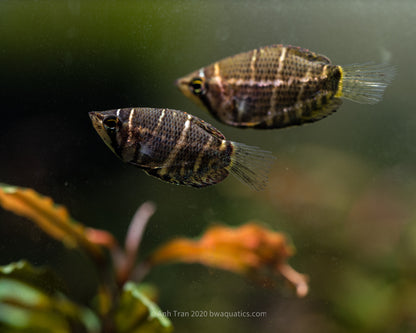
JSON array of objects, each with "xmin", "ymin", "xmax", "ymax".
[
  {"xmin": 88, "ymin": 111, "xmax": 104, "ymax": 121},
  {"xmin": 175, "ymin": 77, "xmax": 197, "ymax": 100},
  {"xmin": 88, "ymin": 111, "xmax": 106, "ymax": 133},
  {"xmin": 174, "ymin": 77, "xmax": 188, "ymax": 91}
]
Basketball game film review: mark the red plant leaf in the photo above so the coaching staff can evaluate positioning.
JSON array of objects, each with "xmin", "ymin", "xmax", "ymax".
[
  {"xmin": 148, "ymin": 223, "xmax": 308, "ymax": 297},
  {"xmin": 0, "ymin": 184, "xmax": 104, "ymax": 260}
]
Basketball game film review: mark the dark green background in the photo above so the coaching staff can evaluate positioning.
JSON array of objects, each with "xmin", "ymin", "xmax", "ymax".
[{"xmin": 1, "ymin": 1, "xmax": 415, "ymax": 332}]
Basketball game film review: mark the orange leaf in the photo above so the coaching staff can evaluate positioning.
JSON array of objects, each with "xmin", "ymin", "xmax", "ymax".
[
  {"xmin": 149, "ymin": 223, "xmax": 308, "ymax": 297},
  {"xmin": 85, "ymin": 228, "xmax": 118, "ymax": 249},
  {"xmin": 0, "ymin": 184, "xmax": 103, "ymax": 260}
]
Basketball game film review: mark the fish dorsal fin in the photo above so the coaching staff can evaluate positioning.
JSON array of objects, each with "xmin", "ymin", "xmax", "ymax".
[
  {"xmin": 285, "ymin": 45, "xmax": 331, "ymax": 64},
  {"xmin": 189, "ymin": 114, "xmax": 226, "ymax": 140}
]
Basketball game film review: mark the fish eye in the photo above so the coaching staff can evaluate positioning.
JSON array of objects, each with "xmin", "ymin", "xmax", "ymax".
[
  {"xmin": 103, "ymin": 116, "xmax": 118, "ymax": 130},
  {"xmin": 190, "ymin": 77, "xmax": 204, "ymax": 95}
]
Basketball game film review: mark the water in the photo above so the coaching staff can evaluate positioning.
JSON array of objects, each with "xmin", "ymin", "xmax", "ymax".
[{"xmin": 0, "ymin": 1, "xmax": 415, "ymax": 332}]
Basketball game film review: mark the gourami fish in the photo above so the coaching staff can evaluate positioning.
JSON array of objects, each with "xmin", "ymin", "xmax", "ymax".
[
  {"xmin": 176, "ymin": 44, "xmax": 395, "ymax": 129},
  {"xmin": 89, "ymin": 108, "xmax": 274, "ymax": 190}
]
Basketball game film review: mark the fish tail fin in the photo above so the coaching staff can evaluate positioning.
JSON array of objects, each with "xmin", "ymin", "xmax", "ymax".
[
  {"xmin": 229, "ymin": 142, "xmax": 275, "ymax": 191},
  {"xmin": 338, "ymin": 63, "xmax": 396, "ymax": 104}
]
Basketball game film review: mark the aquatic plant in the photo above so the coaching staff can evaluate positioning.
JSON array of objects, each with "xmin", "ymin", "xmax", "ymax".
[{"xmin": 0, "ymin": 183, "xmax": 307, "ymax": 332}]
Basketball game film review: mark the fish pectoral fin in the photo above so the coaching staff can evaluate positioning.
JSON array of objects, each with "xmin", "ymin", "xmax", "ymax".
[
  {"xmin": 190, "ymin": 114, "xmax": 226, "ymax": 140},
  {"xmin": 226, "ymin": 96, "xmax": 264, "ymax": 128}
]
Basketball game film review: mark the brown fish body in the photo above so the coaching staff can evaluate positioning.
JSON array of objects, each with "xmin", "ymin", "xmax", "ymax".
[
  {"xmin": 89, "ymin": 108, "xmax": 274, "ymax": 189},
  {"xmin": 176, "ymin": 44, "xmax": 395, "ymax": 129}
]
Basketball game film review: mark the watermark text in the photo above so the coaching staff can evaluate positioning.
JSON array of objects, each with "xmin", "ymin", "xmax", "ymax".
[{"xmin": 158, "ymin": 309, "xmax": 267, "ymax": 319}]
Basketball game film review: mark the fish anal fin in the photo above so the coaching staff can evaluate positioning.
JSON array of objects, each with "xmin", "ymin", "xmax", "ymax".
[
  {"xmin": 300, "ymin": 97, "xmax": 343, "ymax": 123},
  {"xmin": 226, "ymin": 97, "xmax": 342, "ymax": 129}
]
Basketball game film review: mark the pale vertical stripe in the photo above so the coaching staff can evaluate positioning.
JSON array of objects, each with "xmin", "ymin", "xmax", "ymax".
[
  {"xmin": 159, "ymin": 114, "xmax": 192, "ymax": 176},
  {"xmin": 266, "ymin": 47, "xmax": 288, "ymax": 125},
  {"xmin": 296, "ymin": 67, "xmax": 311, "ymax": 103},
  {"xmin": 277, "ymin": 47, "xmax": 287, "ymax": 76},
  {"xmin": 152, "ymin": 108, "xmax": 166, "ymax": 136},
  {"xmin": 193, "ymin": 136, "xmax": 213, "ymax": 173},
  {"xmin": 127, "ymin": 108, "xmax": 136, "ymax": 143},
  {"xmin": 236, "ymin": 99, "xmax": 246, "ymax": 123},
  {"xmin": 214, "ymin": 62, "xmax": 220, "ymax": 77},
  {"xmin": 116, "ymin": 109, "xmax": 121, "ymax": 117},
  {"xmin": 322, "ymin": 65, "xmax": 329, "ymax": 80},
  {"xmin": 213, "ymin": 62, "xmax": 224, "ymax": 93},
  {"xmin": 219, "ymin": 139, "xmax": 227, "ymax": 151},
  {"xmin": 250, "ymin": 49, "xmax": 258, "ymax": 82}
]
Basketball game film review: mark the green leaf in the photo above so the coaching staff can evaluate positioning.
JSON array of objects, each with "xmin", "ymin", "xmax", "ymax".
[
  {"xmin": 0, "ymin": 261, "xmax": 100, "ymax": 333},
  {"xmin": 115, "ymin": 282, "xmax": 172, "ymax": 333},
  {"xmin": 0, "ymin": 260, "xmax": 64, "ymax": 295}
]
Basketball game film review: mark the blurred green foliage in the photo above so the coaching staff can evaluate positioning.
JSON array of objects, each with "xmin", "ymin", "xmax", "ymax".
[
  {"xmin": 0, "ymin": 260, "xmax": 172, "ymax": 333},
  {"xmin": 0, "ymin": 261, "xmax": 101, "ymax": 333}
]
